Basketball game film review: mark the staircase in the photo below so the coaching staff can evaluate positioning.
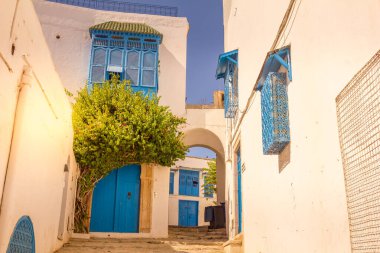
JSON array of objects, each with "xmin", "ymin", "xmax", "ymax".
[{"xmin": 168, "ymin": 225, "xmax": 227, "ymax": 242}]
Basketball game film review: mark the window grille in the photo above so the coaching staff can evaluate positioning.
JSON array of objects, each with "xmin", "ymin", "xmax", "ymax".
[
  {"xmin": 88, "ymin": 22, "xmax": 161, "ymax": 94},
  {"xmin": 216, "ymin": 50, "xmax": 238, "ymax": 118},
  {"xmin": 7, "ymin": 216, "xmax": 35, "ymax": 253},
  {"xmin": 336, "ymin": 50, "xmax": 380, "ymax": 253},
  {"xmin": 260, "ymin": 72, "xmax": 290, "ymax": 154}
]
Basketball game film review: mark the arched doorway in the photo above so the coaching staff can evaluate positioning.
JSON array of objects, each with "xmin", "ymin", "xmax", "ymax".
[{"xmin": 183, "ymin": 128, "xmax": 226, "ymax": 204}]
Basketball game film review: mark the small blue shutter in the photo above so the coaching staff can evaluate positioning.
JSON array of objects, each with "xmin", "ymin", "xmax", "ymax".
[{"xmin": 169, "ymin": 171, "xmax": 174, "ymax": 194}]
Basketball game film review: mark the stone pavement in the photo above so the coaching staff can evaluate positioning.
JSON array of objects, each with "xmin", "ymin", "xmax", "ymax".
[{"xmin": 55, "ymin": 227, "xmax": 226, "ymax": 253}]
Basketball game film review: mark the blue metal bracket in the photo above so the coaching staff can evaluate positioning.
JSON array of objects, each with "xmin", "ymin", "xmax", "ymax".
[
  {"xmin": 226, "ymin": 56, "xmax": 238, "ymax": 65},
  {"xmin": 255, "ymin": 46, "xmax": 292, "ymax": 91}
]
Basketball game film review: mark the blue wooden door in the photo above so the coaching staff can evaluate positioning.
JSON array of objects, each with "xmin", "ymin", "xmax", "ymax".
[
  {"xmin": 178, "ymin": 200, "xmax": 198, "ymax": 227},
  {"xmin": 179, "ymin": 170, "xmax": 199, "ymax": 196},
  {"xmin": 237, "ymin": 149, "xmax": 242, "ymax": 233},
  {"xmin": 90, "ymin": 164, "xmax": 141, "ymax": 233}
]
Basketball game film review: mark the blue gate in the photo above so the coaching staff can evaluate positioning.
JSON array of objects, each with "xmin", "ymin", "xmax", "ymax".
[
  {"xmin": 178, "ymin": 200, "xmax": 198, "ymax": 227},
  {"xmin": 179, "ymin": 169, "xmax": 199, "ymax": 196},
  {"xmin": 7, "ymin": 216, "xmax": 35, "ymax": 253},
  {"xmin": 90, "ymin": 164, "xmax": 141, "ymax": 233}
]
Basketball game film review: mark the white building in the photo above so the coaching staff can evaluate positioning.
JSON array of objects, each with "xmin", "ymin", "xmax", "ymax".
[
  {"xmin": 169, "ymin": 156, "xmax": 217, "ymax": 227},
  {"xmin": 32, "ymin": 0, "xmax": 190, "ymax": 239},
  {"xmin": 0, "ymin": 0, "xmax": 76, "ymax": 252},
  {"xmin": 219, "ymin": 1, "xmax": 380, "ymax": 253}
]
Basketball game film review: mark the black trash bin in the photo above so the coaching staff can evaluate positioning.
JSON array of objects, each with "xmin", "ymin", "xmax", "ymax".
[{"xmin": 204, "ymin": 204, "xmax": 225, "ymax": 229}]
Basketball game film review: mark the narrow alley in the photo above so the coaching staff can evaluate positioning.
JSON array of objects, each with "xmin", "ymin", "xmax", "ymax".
[{"xmin": 56, "ymin": 227, "xmax": 226, "ymax": 253}]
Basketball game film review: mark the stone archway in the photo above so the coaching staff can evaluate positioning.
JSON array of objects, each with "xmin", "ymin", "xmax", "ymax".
[{"xmin": 183, "ymin": 107, "xmax": 226, "ymax": 204}]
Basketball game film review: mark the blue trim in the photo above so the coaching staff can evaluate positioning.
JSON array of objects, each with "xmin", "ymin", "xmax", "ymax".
[
  {"xmin": 237, "ymin": 149, "xmax": 242, "ymax": 233},
  {"xmin": 256, "ymin": 46, "xmax": 292, "ymax": 91},
  {"xmin": 169, "ymin": 171, "xmax": 174, "ymax": 194},
  {"xmin": 216, "ymin": 49, "xmax": 238, "ymax": 79},
  {"xmin": 7, "ymin": 216, "xmax": 35, "ymax": 253}
]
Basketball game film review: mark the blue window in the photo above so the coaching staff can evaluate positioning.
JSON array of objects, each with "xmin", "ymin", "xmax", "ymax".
[
  {"xmin": 88, "ymin": 22, "xmax": 162, "ymax": 95},
  {"xmin": 169, "ymin": 171, "xmax": 174, "ymax": 194},
  {"xmin": 256, "ymin": 46, "xmax": 292, "ymax": 155},
  {"xmin": 203, "ymin": 176, "xmax": 213, "ymax": 198},
  {"xmin": 179, "ymin": 169, "xmax": 199, "ymax": 197},
  {"xmin": 216, "ymin": 50, "xmax": 238, "ymax": 118}
]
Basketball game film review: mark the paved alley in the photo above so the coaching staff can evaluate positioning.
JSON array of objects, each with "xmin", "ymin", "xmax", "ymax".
[{"xmin": 55, "ymin": 227, "xmax": 226, "ymax": 253}]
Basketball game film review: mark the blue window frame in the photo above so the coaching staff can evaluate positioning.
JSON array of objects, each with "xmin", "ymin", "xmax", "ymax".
[
  {"xmin": 256, "ymin": 46, "xmax": 292, "ymax": 155},
  {"xmin": 88, "ymin": 23, "xmax": 161, "ymax": 95},
  {"xmin": 169, "ymin": 171, "xmax": 174, "ymax": 194},
  {"xmin": 216, "ymin": 50, "xmax": 238, "ymax": 118},
  {"xmin": 203, "ymin": 176, "xmax": 213, "ymax": 198}
]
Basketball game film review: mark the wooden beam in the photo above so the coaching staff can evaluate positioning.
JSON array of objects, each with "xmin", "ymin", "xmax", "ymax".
[{"xmin": 139, "ymin": 164, "xmax": 154, "ymax": 233}]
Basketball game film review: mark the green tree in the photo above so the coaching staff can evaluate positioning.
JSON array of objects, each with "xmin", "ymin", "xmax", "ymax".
[
  {"xmin": 203, "ymin": 159, "xmax": 217, "ymax": 197},
  {"xmin": 72, "ymin": 77, "xmax": 187, "ymax": 232}
]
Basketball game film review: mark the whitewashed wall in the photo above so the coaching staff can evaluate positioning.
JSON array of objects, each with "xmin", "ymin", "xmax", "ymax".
[
  {"xmin": 33, "ymin": 0, "xmax": 189, "ymax": 117},
  {"xmin": 169, "ymin": 156, "xmax": 216, "ymax": 227},
  {"xmin": 222, "ymin": 0, "xmax": 380, "ymax": 252},
  {"xmin": 0, "ymin": 0, "xmax": 76, "ymax": 252}
]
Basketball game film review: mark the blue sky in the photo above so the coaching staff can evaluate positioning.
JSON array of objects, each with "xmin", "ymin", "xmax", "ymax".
[
  {"xmin": 127, "ymin": 0, "xmax": 225, "ymax": 104},
  {"xmin": 127, "ymin": 0, "xmax": 223, "ymax": 158}
]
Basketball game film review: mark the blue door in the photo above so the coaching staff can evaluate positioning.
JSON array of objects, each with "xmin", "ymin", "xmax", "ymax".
[
  {"xmin": 179, "ymin": 169, "xmax": 199, "ymax": 196},
  {"xmin": 178, "ymin": 200, "xmax": 198, "ymax": 227},
  {"xmin": 90, "ymin": 164, "xmax": 141, "ymax": 233},
  {"xmin": 237, "ymin": 149, "xmax": 242, "ymax": 233}
]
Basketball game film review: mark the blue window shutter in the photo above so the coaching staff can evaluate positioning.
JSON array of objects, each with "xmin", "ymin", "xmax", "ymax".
[
  {"xmin": 179, "ymin": 170, "xmax": 199, "ymax": 197},
  {"xmin": 169, "ymin": 172, "xmax": 174, "ymax": 194},
  {"xmin": 260, "ymin": 72, "xmax": 290, "ymax": 154},
  {"xmin": 179, "ymin": 171, "xmax": 186, "ymax": 195}
]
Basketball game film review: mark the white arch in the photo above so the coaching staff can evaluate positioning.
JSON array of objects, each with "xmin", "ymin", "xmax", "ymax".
[{"xmin": 184, "ymin": 108, "xmax": 226, "ymax": 203}]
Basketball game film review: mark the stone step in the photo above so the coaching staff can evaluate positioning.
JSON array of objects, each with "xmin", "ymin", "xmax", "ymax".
[
  {"xmin": 168, "ymin": 225, "xmax": 209, "ymax": 233},
  {"xmin": 169, "ymin": 230, "xmax": 226, "ymax": 236}
]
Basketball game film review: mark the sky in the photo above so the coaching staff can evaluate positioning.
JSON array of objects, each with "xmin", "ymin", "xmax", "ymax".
[
  {"xmin": 126, "ymin": 0, "xmax": 223, "ymax": 158},
  {"xmin": 126, "ymin": 0, "xmax": 225, "ymax": 104}
]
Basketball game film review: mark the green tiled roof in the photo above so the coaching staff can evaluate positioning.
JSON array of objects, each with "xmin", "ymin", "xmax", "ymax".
[{"xmin": 90, "ymin": 21, "xmax": 162, "ymax": 39}]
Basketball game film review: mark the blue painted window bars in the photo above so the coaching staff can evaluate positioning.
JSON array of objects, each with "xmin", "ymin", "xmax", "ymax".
[
  {"xmin": 257, "ymin": 46, "xmax": 292, "ymax": 155},
  {"xmin": 216, "ymin": 50, "xmax": 238, "ymax": 118}
]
